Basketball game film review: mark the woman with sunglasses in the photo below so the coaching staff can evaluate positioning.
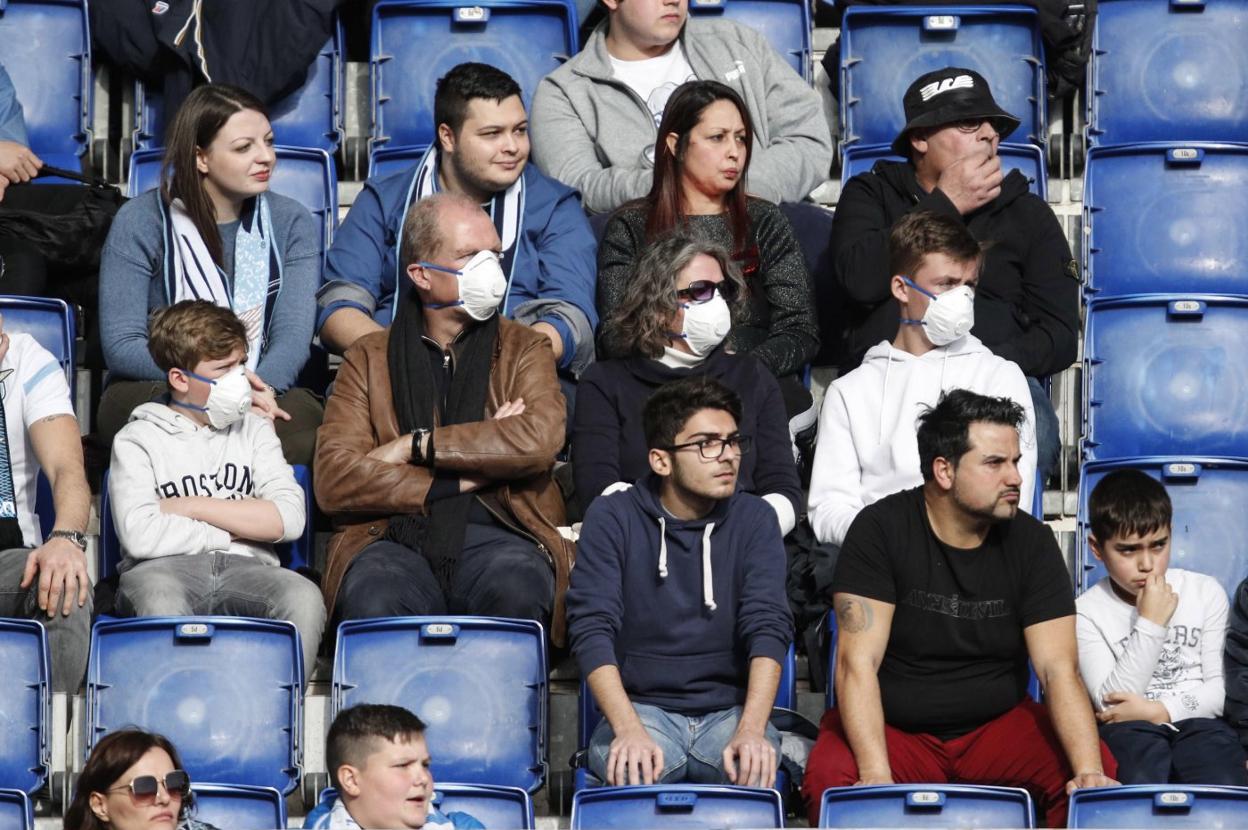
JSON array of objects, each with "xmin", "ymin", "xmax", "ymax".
[
  {"xmin": 64, "ymin": 730, "xmax": 219, "ymax": 830},
  {"xmin": 573, "ymin": 232, "xmax": 802, "ymax": 535},
  {"xmin": 596, "ymin": 80, "xmax": 819, "ymax": 423}
]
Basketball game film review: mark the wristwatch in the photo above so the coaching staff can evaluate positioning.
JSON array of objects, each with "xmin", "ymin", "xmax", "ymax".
[
  {"xmin": 410, "ymin": 428, "xmax": 432, "ymax": 466},
  {"xmin": 49, "ymin": 529, "xmax": 88, "ymax": 551}
]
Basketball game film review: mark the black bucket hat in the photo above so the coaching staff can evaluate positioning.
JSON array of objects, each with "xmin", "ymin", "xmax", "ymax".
[{"xmin": 891, "ymin": 67, "xmax": 1021, "ymax": 156}]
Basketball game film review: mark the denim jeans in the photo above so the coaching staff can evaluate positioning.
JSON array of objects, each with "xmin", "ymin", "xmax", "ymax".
[
  {"xmin": 0, "ymin": 546, "xmax": 92, "ymax": 693},
  {"xmin": 1028, "ymin": 376, "xmax": 1061, "ymax": 489},
  {"xmin": 588, "ymin": 702, "xmax": 782, "ymax": 784},
  {"xmin": 116, "ymin": 552, "xmax": 326, "ymax": 674}
]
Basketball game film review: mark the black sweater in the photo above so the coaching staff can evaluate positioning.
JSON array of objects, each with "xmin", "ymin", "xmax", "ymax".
[{"xmin": 831, "ymin": 160, "xmax": 1079, "ymax": 378}]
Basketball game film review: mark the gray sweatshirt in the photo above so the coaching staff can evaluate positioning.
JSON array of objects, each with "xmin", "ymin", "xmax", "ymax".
[{"xmin": 531, "ymin": 17, "xmax": 833, "ymax": 214}]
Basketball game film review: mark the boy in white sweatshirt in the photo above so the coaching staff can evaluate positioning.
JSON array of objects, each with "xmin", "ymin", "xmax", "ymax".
[
  {"xmin": 808, "ymin": 210, "xmax": 1036, "ymax": 548},
  {"xmin": 109, "ymin": 300, "xmax": 325, "ymax": 674},
  {"xmin": 1076, "ymin": 469, "xmax": 1248, "ymax": 784}
]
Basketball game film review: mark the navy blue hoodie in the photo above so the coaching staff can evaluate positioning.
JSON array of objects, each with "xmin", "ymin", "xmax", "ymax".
[{"xmin": 567, "ymin": 473, "xmax": 792, "ymax": 715}]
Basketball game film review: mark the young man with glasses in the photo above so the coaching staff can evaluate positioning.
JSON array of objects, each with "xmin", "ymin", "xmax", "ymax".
[{"xmin": 567, "ymin": 375, "xmax": 793, "ymax": 787}]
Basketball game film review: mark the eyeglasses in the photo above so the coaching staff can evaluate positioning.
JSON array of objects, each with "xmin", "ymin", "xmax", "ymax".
[
  {"xmin": 950, "ymin": 118, "xmax": 999, "ymax": 135},
  {"xmin": 107, "ymin": 771, "xmax": 191, "ymax": 802},
  {"xmin": 676, "ymin": 280, "xmax": 738, "ymax": 304},
  {"xmin": 664, "ymin": 433, "xmax": 752, "ymax": 460}
]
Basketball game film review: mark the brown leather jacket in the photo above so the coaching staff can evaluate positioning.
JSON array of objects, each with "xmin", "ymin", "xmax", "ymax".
[{"xmin": 314, "ymin": 319, "xmax": 576, "ymax": 645}]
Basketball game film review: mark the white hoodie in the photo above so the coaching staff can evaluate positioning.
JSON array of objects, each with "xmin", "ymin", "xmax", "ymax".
[
  {"xmin": 109, "ymin": 402, "xmax": 305, "ymax": 568},
  {"xmin": 808, "ymin": 335, "xmax": 1037, "ymax": 547}
]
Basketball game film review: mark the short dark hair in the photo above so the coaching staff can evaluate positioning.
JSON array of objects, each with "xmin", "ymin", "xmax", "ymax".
[
  {"xmin": 434, "ymin": 62, "xmax": 522, "ymax": 135},
  {"xmin": 888, "ymin": 210, "xmax": 984, "ymax": 279},
  {"xmin": 643, "ymin": 377, "xmax": 742, "ymax": 450},
  {"xmin": 916, "ymin": 389, "xmax": 1025, "ymax": 482},
  {"xmin": 1088, "ymin": 469, "xmax": 1172, "ymax": 544},
  {"xmin": 327, "ymin": 704, "xmax": 428, "ymax": 791}
]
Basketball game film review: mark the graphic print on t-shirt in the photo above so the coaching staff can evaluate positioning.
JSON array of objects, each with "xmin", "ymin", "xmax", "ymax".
[{"xmin": 1114, "ymin": 625, "xmax": 1202, "ymax": 698}]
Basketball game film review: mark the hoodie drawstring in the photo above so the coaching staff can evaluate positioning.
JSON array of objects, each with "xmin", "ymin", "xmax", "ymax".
[
  {"xmin": 702, "ymin": 523, "xmax": 717, "ymax": 611},
  {"xmin": 657, "ymin": 516, "xmax": 668, "ymax": 578}
]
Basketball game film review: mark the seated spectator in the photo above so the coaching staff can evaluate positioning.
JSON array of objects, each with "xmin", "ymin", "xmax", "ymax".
[
  {"xmin": 1077, "ymin": 469, "xmax": 1248, "ymax": 785},
  {"xmin": 808, "ymin": 210, "xmax": 1036, "ymax": 550},
  {"xmin": 109, "ymin": 301, "xmax": 324, "ymax": 673},
  {"xmin": 531, "ymin": 0, "xmax": 832, "ymax": 214},
  {"xmin": 801, "ymin": 390, "xmax": 1117, "ymax": 827},
  {"xmin": 597, "ymin": 81, "xmax": 819, "ymax": 423},
  {"xmin": 1228, "ymin": 577, "xmax": 1248, "ymax": 753},
  {"xmin": 568, "ymin": 377, "xmax": 792, "ymax": 787},
  {"xmin": 575, "ymin": 232, "xmax": 801, "ymax": 533},
  {"xmin": 315, "ymin": 193, "xmax": 572, "ymax": 643},
  {"xmin": 305, "ymin": 704, "xmax": 484, "ymax": 830},
  {"xmin": 64, "ymin": 729, "xmax": 219, "ymax": 830},
  {"xmin": 316, "ymin": 62, "xmax": 598, "ymax": 384},
  {"xmin": 0, "ymin": 314, "xmax": 92, "ymax": 694},
  {"xmin": 831, "ymin": 67, "xmax": 1077, "ymax": 486},
  {"xmin": 99, "ymin": 84, "xmax": 323, "ymax": 465}
]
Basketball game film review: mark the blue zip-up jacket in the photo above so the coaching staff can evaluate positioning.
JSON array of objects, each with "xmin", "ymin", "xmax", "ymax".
[
  {"xmin": 315, "ymin": 157, "xmax": 599, "ymax": 373},
  {"xmin": 567, "ymin": 473, "xmax": 792, "ymax": 715}
]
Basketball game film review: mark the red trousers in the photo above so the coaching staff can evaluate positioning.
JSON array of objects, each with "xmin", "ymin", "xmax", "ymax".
[{"xmin": 801, "ymin": 700, "xmax": 1118, "ymax": 827}]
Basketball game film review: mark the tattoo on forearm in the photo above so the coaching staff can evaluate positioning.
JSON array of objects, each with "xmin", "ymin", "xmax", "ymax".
[
  {"xmin": 36, "ymin": 414, "xmax": 70, "ymax": 425},
  {"xmin": 836, "ymin": 597, "xmax": 873, "ymax": 633}
]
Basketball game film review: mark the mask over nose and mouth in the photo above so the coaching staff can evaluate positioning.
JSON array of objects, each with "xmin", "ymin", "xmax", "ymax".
[
  {"xmin": 174, "ymin": 365, "xmax": 253, "ymax": 429},
  {"xmin": 672, "ymin": 294, "xmax": 732, "ymax": 356},
  {"xmin": 423, "ymin": 250, "xmax": 508, "ymax": 321},
  {"xmin": 900, "ymin": 277, "xmax": 976, "ymax": 346}
]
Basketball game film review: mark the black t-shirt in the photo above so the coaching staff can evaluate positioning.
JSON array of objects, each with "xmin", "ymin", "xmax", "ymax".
[{"xmin": 833, "ymin": 487, "xmax": 1074, "ymax": 740}]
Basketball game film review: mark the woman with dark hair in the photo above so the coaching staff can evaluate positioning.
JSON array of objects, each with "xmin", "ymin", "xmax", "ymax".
[
  {"xmin": 573, "ymin": 231, "xmax": 802, "ymax": 533},
  {"xmin": 98, "ymin": 84, "xmax": 322, "ymax": 464},
  {"xmin": 64, "ymin": 729, "xmax": 219, "ymax": 830},
  {"xmin": 596, "ymin": 80, "xmax": 819, "ymax": 424}
]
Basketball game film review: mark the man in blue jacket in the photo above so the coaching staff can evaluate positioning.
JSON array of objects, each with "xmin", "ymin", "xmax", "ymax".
[
  {"xmin": 316, "ymin": 62, "xmax": 598, "ymax": 377},
  {"xmin": 567, "ymin": 376, "xmax": 792, "ymax": 786}
]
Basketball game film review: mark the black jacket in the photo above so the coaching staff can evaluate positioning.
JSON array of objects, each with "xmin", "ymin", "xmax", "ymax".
[
  {"xmin": 831, "ymin": 160, "xmax": 1079, "ymax": 377},
  {"xmin": 1226, "ymin": 577, "xmax": 1248, "ymax": 750}
]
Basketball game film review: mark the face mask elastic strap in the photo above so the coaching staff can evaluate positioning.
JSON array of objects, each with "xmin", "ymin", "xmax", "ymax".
[
  {"xmin": 901, "ymin": 276, "xmax": 938, "ymax": 301},
  {"xmin": 418, "ymin": 261, "xmax": 463, "ymax": 277}
]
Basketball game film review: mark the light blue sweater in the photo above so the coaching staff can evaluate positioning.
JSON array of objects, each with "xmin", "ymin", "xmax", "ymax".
[{"xmin": 99, "ymin": 189, "xmax": 320, "ymax": 391}]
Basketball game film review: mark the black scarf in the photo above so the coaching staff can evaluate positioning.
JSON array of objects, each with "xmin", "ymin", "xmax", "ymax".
[{"xmin": 386, "ymin": 287, "xmax": 499, "ymax": 591}]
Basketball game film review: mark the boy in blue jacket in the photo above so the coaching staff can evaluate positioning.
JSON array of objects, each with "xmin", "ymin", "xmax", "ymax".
[{"xmin": 567, "ymin": 376, "xmax": 793, "ymax": 787}]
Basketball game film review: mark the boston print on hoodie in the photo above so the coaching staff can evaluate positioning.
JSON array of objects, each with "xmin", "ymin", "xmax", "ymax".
[{"xmin": 807, "ymin": 333, "xmax": 1036, "ymax": 548}]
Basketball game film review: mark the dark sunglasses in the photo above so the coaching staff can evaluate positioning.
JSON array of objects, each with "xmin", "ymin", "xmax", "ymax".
[
  {"xmin": 676, "ymin": 279, "xmax": 738, "ymax": 304},
  {"xmin": 107, "ymin": 770, "xmax": 191, "ymax": 802}
]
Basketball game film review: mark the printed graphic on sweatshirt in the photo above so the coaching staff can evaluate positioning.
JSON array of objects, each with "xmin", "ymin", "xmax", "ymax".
[
  {"xmin": 1115, "ymin": 624, "xmax": 1202, "ymax": 701},
  {"xmin": 903, "ymin": 588, "xmax": 1011, "ymax": 620},
  {"xmin": 157, "ymin": 463, "xmax": 254, "ymax": 501},
  {"xmin": 0, "ymin": 369, "xmax": 15, "ymax": 519}
]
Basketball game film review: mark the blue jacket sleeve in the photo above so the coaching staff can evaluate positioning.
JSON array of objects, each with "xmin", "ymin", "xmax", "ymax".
[
  {"xmin": 0, "ymin": 65, "xmax": 28, "ymax": 146},
  {"xmin": 255, "ymin": 199, "xmax": 320, "ymax": 390},
  {"xmin": 571, "ymin": 366, "xmax": 623, "ymax": 514},
  {"xmin": 99, "ymin": 196, "xmax": 166, "ymax": 380},
  {"xmin": 529, "ymin": 184, "xmax": 599, "ymax": 371},
  {"xmin": 316, "ymin": 180, "xmax": 394, "ymax": 331},
  {"xmin": 566, "ymin": 497, "xmax": 627, "ymax": 677},
  {"xmin": 735, "ymin": 501, "xmax": 793, "ymax": 665}
]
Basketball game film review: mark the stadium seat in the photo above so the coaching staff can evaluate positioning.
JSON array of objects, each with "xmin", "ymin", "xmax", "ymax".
[
  {"xmin": 436, "ymin": 783, "xmax": 535, "ymax": 829},
  {"xmin": 1067, "ymin": 784, "xmax": 1248, "ymax": 827},
  {"xmin": 85, "ymin": 617, "xmax": 304, "ymax": 794},
  {"xmin": 368, "ymin": 144, "xmax": 427, "ymax": 181},
  {"xmin": 0, "ymin": 295, "xmax": 75, "ymax": 389},
  {"xmin": 370, "ymin": 0, "xmax": 578, "ymax": 152},
  {"xmin": 190, "ymin": 783, "xmax": 287, "ymax": 830},
  {"xmin": 841, "ymin": 142, "xmax": 1047, "ymax": 200},
  {"xmin": 133, "ymin": 20, "xmax": 345, "ymax": 152},
  {"xmin": 1077, "ymin": 457, "xmax": 1248, "ymax": 595},
  {"xmin": 1083, "ymin": 143, "xmax": 1248, "ymax": 299},
  {"xmin": 838, "ymin": 6, "xmax": 1046, "ymax": 150},
  {"xmin": 127, "ymin": 147, "xmax": 338, "ymax": 263},
  {"xmin": 0, "ymin": 0, "xmax": 90, "ymax": 171},
  {"xmin": 1083, "ymin": 295, "xmax": 1248, "ymax": 460},
  {"xmin": 819, "ymin": 784, "xmax": 1036, "ymax": 827},
  {"xmin": 688, "ymin": 0, "xmax": 810, "ymax": 80},
  {"xmin": 1087, "ymin": 0, "xmax": 1248, "ymax": 147},
  {"xmin": 0, "ymin": 620, "xmax": 49, "ymax": 795},
  {"xmin": 571, "ymin": 785, "xmax": 784, "ymax": 829},
  {"xmin": 332, "ymin": 617, "xmax": 548, "ymax": 792},
  {"xmin": 0, "ymin": 788, "xmax": 32, "ymax": 830}
]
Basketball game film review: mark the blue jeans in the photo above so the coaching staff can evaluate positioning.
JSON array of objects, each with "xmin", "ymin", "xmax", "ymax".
[
  {"xmin": 587, "ymin": 702, "xmax": 782, "ymax": 784},
  {"xmin": 1028, "ymin": 376, "xmax": 1060, "ymax": 488},
  {"xmin": 1100, "ymin": 718, "xmax": 1248, "ymax": 785},
  {"xmin": 0, "ymin": 546, "xmax": 92, "ymax": 693}
]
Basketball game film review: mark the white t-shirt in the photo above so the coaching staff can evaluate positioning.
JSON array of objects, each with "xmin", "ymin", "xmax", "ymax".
[
  {"xmin": 0, "ymin": 333, "xmax": 74, "ymax": 547},
  {"xmin": 1076, "ymin": 568, "xmax": 1229, "ymax": 722},
  {"xmin": 609, "ymin": 43, "xmax": 697, "ymax": 129}
]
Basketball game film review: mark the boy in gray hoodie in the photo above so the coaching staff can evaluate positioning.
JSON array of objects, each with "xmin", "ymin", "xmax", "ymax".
[{"xmin": 109, "ymin": 300, "xmax": 325, "ymax": 673}]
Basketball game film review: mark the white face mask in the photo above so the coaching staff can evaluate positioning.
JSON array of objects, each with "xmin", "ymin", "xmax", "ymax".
[
  {"xmin": 674, "ymin": 293, "xmax": 732, "ymax": 356},
  {"xmin": 177, "ymin": 365, "xmax": 253, "ymax": 429},
  {"xmin": 422, "ymin": 250, "xmax": 508, "ymax": 321},
  {"xmin": 901, "ymin": 278, "xmax": 975, "ymax": 346}
]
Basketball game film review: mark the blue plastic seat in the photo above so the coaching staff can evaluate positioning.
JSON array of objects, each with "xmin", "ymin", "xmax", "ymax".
[
  {"xmin": 86, "ymin": 617, "xmax": 304, "ymax": 793},
  {"xmin": 190, "ymin": 783, "xmax": 287, "ymax": 830},
  {"xmin": 689, "ymin": 0, "xmax": 810, "ymax": 80},
  {"xmin": 370, "ymin": 0, "xmax": 578, "ymax": 152},
  {"xmin": 1083, "ymin": 295, "xmax": 1248, "ymax": 460},
  {"xmin": 368, "ymin": 144, "xmax": 428, "ymax": 181},
  {"xmin": 1087, "ymin": 0, "xmax": 1248, "ymax": 147},
  {"xmin": 0, "ymin": 789, "xmax": 31, "ymax": 830},
  {"xmin": 0, "ymin": 620, "xmax": 49, "ymax": 795},
  {"xmin": 333, "ymin": 616, "xmax": 548, "ymax": 792},
  {"xmin": 1077, "ymin": 457, "xmax": 1248, "ymax": 595},
  {"xmin": 571, "ymin": 785, "xmax": 783, "ymax": 829},
  {"xmin": 838, "ymin": 6, "xmax": 1045, "ymax": 150},
  {"xmin": 819, "ymin": 784, "xmax": 1036, "ymax": 827},
  {"xmin": 0, "ymin": 295, "xmax": 75, "ymax": 388},
  {"xmin": 133, "ymin": 20, "xmax": 344, "ymax": 152},
  {"xmin": 0, "ymin": 0, "xmax": 90, "ymax": 171},
  {"xmin": 841, "ymin": 142, "xmax": 1047, "ymax": 199},
  {"xmin": 1083, "ymin": 144, "xmax": 1248, "ymax": 299},
  {"xmin": 435, "ymin": 784, "xmax": 535, "ymax": 829},
  {"xmin": 1067, "ymin": 784, "xmax": 1248, "ymax": 827}
]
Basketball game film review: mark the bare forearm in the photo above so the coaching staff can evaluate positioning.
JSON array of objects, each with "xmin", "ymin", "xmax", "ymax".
[
  {"xmin": 739, "ymin": 656, "xmax": 781, "ymax": 733},
  {"xmin": 838, "ymin": 662, "xmax": 891, "ymax": 777},
  {"xmin": 49, "ymin": 467, "xmax": 90, "ymax": 533},
  {"xmin": 165, "ymin": 497, "xmax": 285, "ymax": 543},
  {"xmin": 587, "ymin": 665, "xmax": 645, "ymax": 736},
  {"xmin": 1046, "ymin": 667, "xmax": 1107, "ymax": 775},
  {"xmin": 321, "ymin": 308, "xmax": 383, "ymax": 355}
]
